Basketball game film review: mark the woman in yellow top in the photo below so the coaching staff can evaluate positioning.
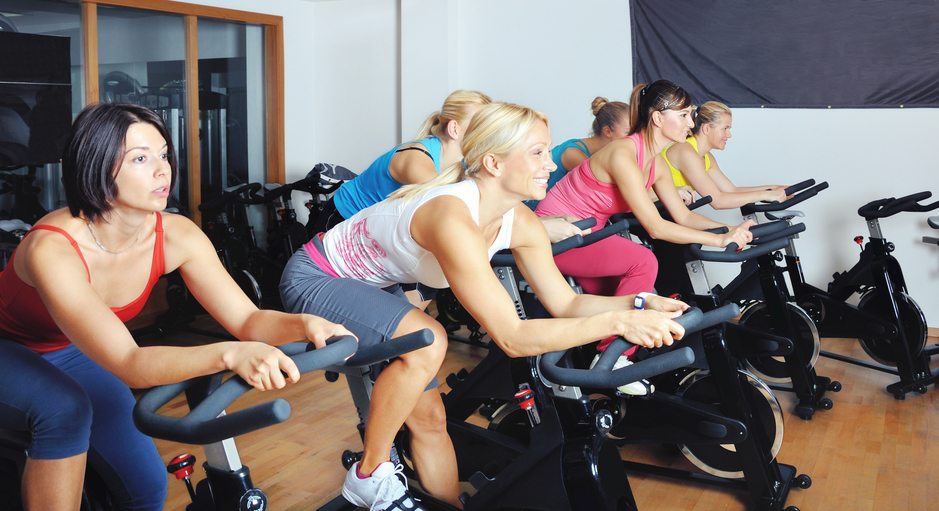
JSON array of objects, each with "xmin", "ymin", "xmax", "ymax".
[{"xmin": 663, "ymin": 101, "xmax": 789, "ymax": 208}]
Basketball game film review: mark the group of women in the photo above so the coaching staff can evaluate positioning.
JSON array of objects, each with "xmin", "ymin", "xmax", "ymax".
[{"xmin": 0, "ymin": 78, "xmax": 789, "ymax": 511}]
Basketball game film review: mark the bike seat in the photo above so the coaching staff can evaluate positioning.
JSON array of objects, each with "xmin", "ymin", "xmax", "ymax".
[{"xmin": 764, "ymin": 209, "xmax": 804, "ymax": 221}]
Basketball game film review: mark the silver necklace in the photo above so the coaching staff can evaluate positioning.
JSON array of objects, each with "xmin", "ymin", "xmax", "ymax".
[{"xmin": 85, "ymin": 221, "xmax": 141, "ymax": 255}]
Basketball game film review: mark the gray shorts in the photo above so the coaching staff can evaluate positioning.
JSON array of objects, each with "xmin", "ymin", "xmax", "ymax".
[{"xmin": 279, "ymin": 249, "xmax": 439, "ymax": 389}]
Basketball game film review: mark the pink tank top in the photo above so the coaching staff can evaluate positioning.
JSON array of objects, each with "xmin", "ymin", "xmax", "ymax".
[{"xmin": 535, "ymin": 132, "xmax": 655, "ymax": 226}]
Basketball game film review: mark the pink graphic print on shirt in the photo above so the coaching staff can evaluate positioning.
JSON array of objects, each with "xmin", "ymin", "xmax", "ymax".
[{"xmin": 334, "ymin": 218, "xmax": 388, "ymax": 279}]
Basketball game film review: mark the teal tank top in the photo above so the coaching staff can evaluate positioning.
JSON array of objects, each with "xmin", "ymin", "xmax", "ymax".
[{"xmin": 526, "ymin": 138, "xmax": 591, "ymax": 210}]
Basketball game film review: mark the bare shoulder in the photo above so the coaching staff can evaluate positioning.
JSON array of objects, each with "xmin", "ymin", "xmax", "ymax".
[{"xmin": 161, "ymin": 212, "xmax": 213, "ymax": 269}]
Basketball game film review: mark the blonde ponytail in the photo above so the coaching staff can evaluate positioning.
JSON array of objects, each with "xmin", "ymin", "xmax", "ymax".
[
  {"xmin": 411, "ymin": 89, "xmax": 493, "ymax": 141},
  {"xmin": 391, "ymin": 101, "xmax": 548, "ymax": 202}
]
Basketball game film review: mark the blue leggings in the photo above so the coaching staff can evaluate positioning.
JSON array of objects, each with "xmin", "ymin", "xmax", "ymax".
[{"xmin": 0, "ymin": 342, "xmax": 167, "ymax": 510}]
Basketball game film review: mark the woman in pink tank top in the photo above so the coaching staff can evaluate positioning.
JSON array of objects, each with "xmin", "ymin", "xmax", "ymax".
[{"xmin": 535, "ymin": 81, "xmax": 755, "ymax": 367}]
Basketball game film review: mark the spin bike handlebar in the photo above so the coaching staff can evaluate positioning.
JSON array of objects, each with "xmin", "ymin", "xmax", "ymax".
[
  {"xmin": 539, "ymin": 303, "xmax": 740, "ymax": 389},
  {"xmin": 133, "ymin": 336, "xmax": 358, "ymax": 445},
  {"xmin": 340, "ymin": 329, "xmax": 435, "ymax": 368},
  {"xmin": 611, "ymin": 195, "xmax": 713, "ymax": 226},
  {"xmin": 740, "ymin": 180, "xmax": 829, "ymax": 215},
  {"xmin": 688, "ymin": 222, "xmax": 805, "ymax": 263},
  {"xmin": 262, "ymin": 175, "xmax": 342, "ymax": 203},
  {"xmin": 489, "ymin": 217, "xmax": 608, "ymax": 266},
  {"xmin": 857, "ymin": 191, "xmax": 939, "ymax": 220},
  {"xmin": 198, "ymin": 182, "xmax": 264, "ymax": 213}
]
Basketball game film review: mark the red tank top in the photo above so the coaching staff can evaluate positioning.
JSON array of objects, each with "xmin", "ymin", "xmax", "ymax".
[{"xmin": 0, "ymin": 212, "xmax": 165, "ymax": 353}]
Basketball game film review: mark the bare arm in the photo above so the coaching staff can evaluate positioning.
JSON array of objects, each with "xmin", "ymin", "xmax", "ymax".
[
  {"xmin": 603, "ymin": 145, "xmax": 736, "ymax": 247},
  {"xmin": 170, "ymin": 216, "xmax": 350, "ymax": 347},
  {"xmin": 668, "ymin": 144, "xmax": 785, "ymax": 209},
  {"xmin": 412, "ymin": 199, "xmax": 684, "ymax": 357},
  {"xmin": 388, "ymin": 144, "xmax": 440, "ymax": 186}
]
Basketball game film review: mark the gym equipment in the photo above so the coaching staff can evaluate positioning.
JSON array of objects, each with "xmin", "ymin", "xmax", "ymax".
[
  {"xmin": 734, "ymin": 188, "xmax": 938, "ymax": 399},
  {"xmin": 924, "ymin": 215, "xmax": 939, "ymax": 245},
  {"xmin": 134, "ymin": 336, "xmax": 358, "ymax": 511},
  {"xmin": 617, "ymin": 182, "xmax": 838, "ymax": 419},
  {"xmin": 0, "ymin": 336, "xmax": 357, "ymax": 511}
]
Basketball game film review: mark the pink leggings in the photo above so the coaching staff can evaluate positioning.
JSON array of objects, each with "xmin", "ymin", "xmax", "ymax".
[{"xmin": 553, "ymin": 234, "xmax": 658, "ymax": 352}]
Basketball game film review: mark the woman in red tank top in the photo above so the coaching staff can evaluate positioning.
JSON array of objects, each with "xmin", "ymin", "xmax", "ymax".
[{"xmin": 0, "ymin": 103, "xmax": 351, "ymax": 511}]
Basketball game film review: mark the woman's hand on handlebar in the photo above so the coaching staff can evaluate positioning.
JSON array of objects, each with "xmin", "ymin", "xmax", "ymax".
[
  {"xmin": 643, "ymin": 294, "xmax": 690, "ymax": 316},
  {"xmin": 677, "ymin": 186, "xmax": 695, "ymax": 205},
  {"xmin": 301, "ymin": 315, "xmax": 356, "ymax": 350},
  {"xmin": 540, "ymin": 215, "xmax": 591, "ymax": 243},
  {"xmin": 761, "ymin": 187, "xmax": 790, "ymax": 203},
  {"xmin": 720, "ymin": 219, "xmax": 756, "ymax": 248},
  {"xmin": 225, "ymin": 341, "xmax": 301, "ymax": 391},
  {"xmin": 611, "ymin": 310, "xmax": 685, "ymax": 349}
]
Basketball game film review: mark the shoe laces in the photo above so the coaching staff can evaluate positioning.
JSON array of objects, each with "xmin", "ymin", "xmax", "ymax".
[{"xmin": 372, "ymin": 464, "xmax": 421, "ymax": 511}]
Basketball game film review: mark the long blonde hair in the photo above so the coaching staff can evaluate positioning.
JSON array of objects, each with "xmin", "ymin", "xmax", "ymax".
[
  {"xmin": 391, "ymin": 102, "xmax": 549, "ymax": 201},
  {"xmin": 413, "ymin": 89, "xmax": 493, "ymax": 140}
]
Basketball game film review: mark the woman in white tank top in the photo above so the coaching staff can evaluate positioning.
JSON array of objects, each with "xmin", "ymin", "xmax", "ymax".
[{"xmin": 280, "ymin": 102, "xmax": 690, "ymax": 511}]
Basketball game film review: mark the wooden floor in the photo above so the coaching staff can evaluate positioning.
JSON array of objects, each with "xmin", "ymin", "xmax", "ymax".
[{"xmin": 152, "ymin": 331, "xmax": 939, "ymax": 511}]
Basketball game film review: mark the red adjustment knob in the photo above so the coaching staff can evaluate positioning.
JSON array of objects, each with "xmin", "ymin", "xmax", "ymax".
[
  {"xmin": 514, "ymin": 387, "xmax": 535, "ymax": 411},
  {"xmin": 853, "ymin": 236, "xmax": 864, "ymax": 245},
  {"xmin": 167, "ymin": 453, "xmax": 196, "ymax": 479}
]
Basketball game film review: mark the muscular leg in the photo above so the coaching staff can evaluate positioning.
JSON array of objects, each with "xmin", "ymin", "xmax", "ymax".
[
  {"xmin": 405, "ymin": 389, "xmax": 460, "ymax": 507},
  {"xmin": 22, "ymin": 455, "xmax": 86, "ymax": 511},
  {"xmin": 358, "ymin": 311, "xmax": 453, "ymax": 492}
]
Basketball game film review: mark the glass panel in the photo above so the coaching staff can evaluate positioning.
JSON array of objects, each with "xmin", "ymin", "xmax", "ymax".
[
  {"xmin": 196, "ymin": 19, "xmax": 266, "ymax": 197},
  {"xmin": 97, "ymin": 5, "xmax": 190, "ymax": 212},
  {"xmin": 0, "ymin": 0, "xmax": 82, "ymax": 218}
]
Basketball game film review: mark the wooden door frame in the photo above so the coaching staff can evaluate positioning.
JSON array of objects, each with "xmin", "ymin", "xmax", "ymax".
[{"xmin": 80, "ymin": 0, "xmax": 284, "ymax": 224}]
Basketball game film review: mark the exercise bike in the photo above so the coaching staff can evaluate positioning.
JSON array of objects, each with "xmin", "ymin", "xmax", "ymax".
[
  {"xmin": 734, "ymin": 189, "xmax": 938, "ymax": 399},
  {"xmin": 0, "ymin": 336, "xmax": 357, "ymax": 511},
  {"xmin": 924, "ymin": 215, "xmax": 939, "ymax": 246},
  {"xmin": 134, "ymin": 335, "xmax": 358, "ymax": 511}
]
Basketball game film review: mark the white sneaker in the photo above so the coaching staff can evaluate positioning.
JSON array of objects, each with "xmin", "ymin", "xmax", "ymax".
[
  {"xmin": 590, "ymin": 353, "xmax": 655, "ymax": 396},
  {"xmin": 342, "ymin": 461, "xmax": 425, "ymax": 511}
]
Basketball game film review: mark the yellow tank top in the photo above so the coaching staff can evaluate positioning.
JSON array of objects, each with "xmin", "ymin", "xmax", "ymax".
[{"xmin": 662, "ymin": 136, "xmax": 710, "ymax": 189}]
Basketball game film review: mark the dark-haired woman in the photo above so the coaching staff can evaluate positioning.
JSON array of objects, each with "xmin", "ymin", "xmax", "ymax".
[
  {"xmin": 534, "ymin": 81, "xmax": 753, "ymax": 387},
  {"xmin": 0, "ymin": 103, "xmax": 350, "ymax": 511}
]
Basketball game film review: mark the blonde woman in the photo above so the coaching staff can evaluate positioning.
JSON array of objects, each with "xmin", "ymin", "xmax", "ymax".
[
  {"xmin": 312, "ymin": 89, "xmax": 492, "ymax": 233},
  {"xmin": 663, "ymin": 100, "xmax": 788, "ymax": 208},
  {"xmin": 280, "ymin": 102, "xmax": 688, "ymax": 510}
]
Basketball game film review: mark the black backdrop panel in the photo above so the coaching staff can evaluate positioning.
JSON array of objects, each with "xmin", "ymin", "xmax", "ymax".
[{"xmin": 630, "ymin": 0, "xmax": 939, "ymax": 108}]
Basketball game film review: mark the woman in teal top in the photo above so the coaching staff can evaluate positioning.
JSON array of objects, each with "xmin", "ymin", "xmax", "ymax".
[
  {"xmin": 527, "ymin": 96, "xmax": 630, "ymax": 209},
  {"xmin": 313, "ymin": 90, "xmax": 493, "ymax": 232}
]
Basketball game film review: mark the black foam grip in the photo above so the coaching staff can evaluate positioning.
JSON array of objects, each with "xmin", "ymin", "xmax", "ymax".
[
  {"xmin": 687, "ymin": 195, "xmax": 713, "ymax": 211},
  {"xmin": 539, "ymin": 347, "xmax": 694, "ymax": 389},
  {"xmin": 784, "ymin": 179, "xmax": 816, "ymax": 196},
  {"xmin": 751, "ymin": 222, "xmax": 806, "ymax": 245},
  {"xmin": 581, "ymin": 219, "xmax": 632, "ymax": 245},
  {"xmin": 572, "ymin": 218, "xmax": 598, "ymax": 230},
  {"xmin": 742, "ymin": 182, "xmax": 829, "ymax": 213},
  {"xmin": 342, "ymin": 329, "xmax": 435, "ymax": 367},
  {"xmin": 688, "ymin": 236, "xmax": 789, "ymax": 262},
  {"xmin": 133, "ymin": 336, "xmax": 358, "ymax": 445}
]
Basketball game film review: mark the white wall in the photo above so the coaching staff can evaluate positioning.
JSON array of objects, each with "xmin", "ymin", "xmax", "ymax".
[{"xmin": 201, "ymin": 0, "xmax": 939, "ymax": 327}]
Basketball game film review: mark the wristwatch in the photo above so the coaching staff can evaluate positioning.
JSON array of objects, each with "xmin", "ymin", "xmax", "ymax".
[{"xmin": 634, "ymin": 292, "xmax": 651, "ymax": 310}]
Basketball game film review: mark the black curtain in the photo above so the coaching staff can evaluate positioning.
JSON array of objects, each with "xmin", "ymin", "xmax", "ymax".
[{"xmin": 630, "ymin": 0, "xmax": 939, "ymax": 107}]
